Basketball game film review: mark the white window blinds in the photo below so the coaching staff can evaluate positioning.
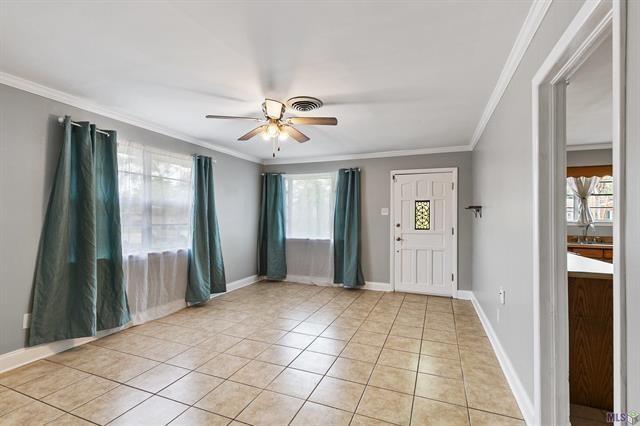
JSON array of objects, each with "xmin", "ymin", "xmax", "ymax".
[{"xmin": 117, "ymin": 142, "xmax": 193, "ymax": 254}]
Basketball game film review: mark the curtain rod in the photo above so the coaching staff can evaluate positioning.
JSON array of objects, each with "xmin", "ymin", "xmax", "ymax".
[{"xmin": 57, "ymin": 116, "xmax": 111, "ymax": 136}]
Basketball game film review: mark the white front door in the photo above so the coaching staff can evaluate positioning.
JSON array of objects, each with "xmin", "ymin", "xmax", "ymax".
[{"xmin": 393, "ymin": 171, "xmax": 456, "ymax": 296}]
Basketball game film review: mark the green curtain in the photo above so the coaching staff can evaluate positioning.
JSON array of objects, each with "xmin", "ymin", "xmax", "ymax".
[
  {"xmin": 29, "ymin": 117, "xmax": 130, "ymax": 346},
  {"xmin": 258, "ymin": 173, "xmax": 287, "ymax": 280},
  {"xmin": 334, "ymin": 168, "xmax": 365, "ymax": 287},
  {"xmin": 187, "ymin": 155, "xmax": 226, "ymax": 304}
]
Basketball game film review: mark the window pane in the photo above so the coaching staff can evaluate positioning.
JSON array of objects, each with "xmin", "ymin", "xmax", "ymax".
[
  {"xmin": 150, "ymin": 151, "xmax": 192, "ymax": 181},
  {"xmin": 415, "ymin": 200, "xmax": 431, "ymax": 230},
  {"xmin": 151, "ymin": 225, "xmax": 190, "ymax": 251},
  {"xmin": 151, "ymin": 177, "xmax": 191, "ymax": 225},
  {"xmin": 285, "ymin": 174, "xmax": 334, "ymax": 240},
  {"xmin": 118, "ymin": 172, "xmax": 144, "ymax": 227}
]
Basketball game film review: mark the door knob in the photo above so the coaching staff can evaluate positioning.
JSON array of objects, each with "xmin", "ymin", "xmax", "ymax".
[
  {"xmin": 396, "ymin": 237, "xmax": 402, "ymax": 241},
  {"xmin": 396, "ymin": 223, "xmax": 401, "ymax": 227}
]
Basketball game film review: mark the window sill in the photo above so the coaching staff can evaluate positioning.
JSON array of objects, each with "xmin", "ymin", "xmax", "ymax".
[
  {"xmin": 123, "ymin": 248, "xmax": 189, "ymax": 258},
  {"xmin": 286, "ymin": 238, "xmax": 332, "ymax": 242},
  {"xmin": 567, "ymin": 222, "xmax": 613, "ymax": 227}
]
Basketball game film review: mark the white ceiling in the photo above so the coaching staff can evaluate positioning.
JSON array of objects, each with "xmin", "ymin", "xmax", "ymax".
[
  {"xmin": 566, "ymin": 34, "xmax": 612, "ymax": 147},
  {"xmin": 0, "ymin": 1, "xmax": 532, "ymax": 162}
]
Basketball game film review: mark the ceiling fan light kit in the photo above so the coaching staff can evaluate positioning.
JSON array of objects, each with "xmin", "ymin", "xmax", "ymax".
[{"xmin": 205, "ymin": 96, "xmax": 337, "ymax": 157}]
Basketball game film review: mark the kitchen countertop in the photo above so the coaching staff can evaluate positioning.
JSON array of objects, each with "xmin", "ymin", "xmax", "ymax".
[
  {"xmin": 568, "ymin": 252, "xmax": 613, "ymax": 279},
  {"xmin": 567, "ymin": 242, "xmax": 614, "ymax": 249}
]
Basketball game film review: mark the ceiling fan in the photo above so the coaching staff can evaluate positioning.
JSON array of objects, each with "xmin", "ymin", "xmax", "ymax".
[{"xmin": 205, "ymin": 97, "xmax": 338, "ymax": 157}]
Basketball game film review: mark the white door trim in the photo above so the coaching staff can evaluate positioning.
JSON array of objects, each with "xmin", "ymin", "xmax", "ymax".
[
  {"xmin": 532, "ymin": 1, "xmax": 626, "ymax": 424},
  {"xmin": 389, "ymin": 167, "xmax": 458, "ymax": 296}
]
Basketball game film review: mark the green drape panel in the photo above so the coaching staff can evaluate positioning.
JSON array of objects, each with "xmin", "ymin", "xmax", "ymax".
[
  {"xmin": 258, "ymin": 173, "xmax": 287, "ymax": 280},
  {"xmin": 334, "ymin": 168, "xmax": 365, "ymax": 287},
  {"xmin": 187, "ymin": 156, "xmax": 226, "ymax": 303},
  {"xmin": 29, "ymin": 117, "xmax": 130, "ymax": 346}
]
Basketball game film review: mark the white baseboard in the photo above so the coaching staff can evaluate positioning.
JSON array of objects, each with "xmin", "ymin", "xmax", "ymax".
[
  {"xmin": 363, "ymin": 281, "xmax": 392, "ymax": 292},
  {"xmin": 455, "ymin": 290, "xmax": 473, "ymax": 300},
  {"xmin": 0, "ymin": 274, "xmax": 261, "ymax": 374},
  {"xmin": 470, "ymin": 293, "xmax": 534, "ymax": 425}
]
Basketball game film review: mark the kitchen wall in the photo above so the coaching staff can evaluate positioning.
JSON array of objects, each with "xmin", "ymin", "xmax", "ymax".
[
  {"xmin": 567, "ymin": 148, "xmax": 613, "ymax": 237},
  {"xmin": 263, "ymin": 151, "xmax": 473, "ymax": 290},
  {"xmin": 0, "ymin": 83, "xmax": 262, "ymax": 355},
  {"xmin": 470, "ymin": 0, "xmax": 584, "ymax": 407}
]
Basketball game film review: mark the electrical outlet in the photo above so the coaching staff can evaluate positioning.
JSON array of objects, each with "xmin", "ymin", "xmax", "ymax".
[
  {"xmin": 498, "ymin": 287, "xmax": 506, "ymax": 305},
  {"xmin": 23, "ymin": 313, "xmax": 31, "ymax": 329},
  {"xmin": 380, "ymin": 208, "xmax": 389, "ymax": 216}
]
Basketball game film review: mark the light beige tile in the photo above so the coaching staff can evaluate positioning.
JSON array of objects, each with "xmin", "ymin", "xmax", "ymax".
[
  {"xmin": 267, "ymin": 368, "xmax": 323, "ymax": 399},
  {"xmin": 327, "ymin": 357, "xmax": 374, "ymax": 384},
  {"xmin": 269, "ymin": 318, "xmax": 301, "ymax": 331},
  {"xmin": 221, "ymin": 323, "xmax": 259, "ymax": 338},
  {"xmin": 309, "ymin": 376, "xmax": 365, "ymax": 412},
  {"xmin": 48, "ymin": 413, "xmax": 94, "ymax": 425},
  {"xmin": 255, "ymin": 345, "xmax": 302, "ymax": 366},
  {"xmin": 166, "ymin": 346, "xmax": 219, "ymax": 369},
  {"xmin": 356, "ymin": 386, "xmax": 413, "ymax": 426},
  {"xmin": 72, "ymin": 385, "xmax": 151, "ymax": 425},
  {"xmin": 0, "ymin": 400, "xmax": 64, "ymax": 424},
  {"xmin": 229, "ymin": 360, "xmax": 284, "ymax": 388},
  {"xmin": 419, "ymin": 354, "xmax": 463, "ymax": 379},
  {"xmin": 291, "ymin": 401, "xmax": 352, "ymax": 426},
  {"xmin": 276, "ymin": 332, "xmax": 316, "ymax": 349},
  {"xmin": 0, "ymin": 389, "xmax": 34, "ymax": 416},
  {"xmin": 293, "ymin": 321, "xmax": 328, "ymax": 336},
  {"xmin": 198, "ymin": 334, "xmax": 243, "ymax": 353},
  {"xmin": 110, "ymin": 395, "xmax": 187, "ymax": 425},
  {"xmin": 384, "ymin": 335, "xmax": 421, "ymax": 354},
  {"xmin": 377, "ymin": 348, "xmax": 419, "ymax": 371},
  {"xmin": 469, "ymin": 408, "xmax": 525, "ymax": 426},
  {"xmin": 340, "ymin": 342, "xmax": 382, "ymax": 363},
  {"xmin": 369, "ymin": 365, "xmax": 417, "ymax": 394},
  {"xmin": 225, "ymin": 339, "xmax": 270, "ymax": 359},
  {"xmin": 159, "ymin": 372, "xmax": 223, "ymax": 405},
  {"xmin": 423, "ymin": 328, "xmax": 458, "ymax": 344},
  {"xmin": 14, "ymin": 366, "xmax": 88, "ymax": 399},
  {"xmin": 195, "ymin": 381, "xmax": 261, "ymax": 418},
  {"xmin": 290, "ymin": 351, "xmax": 336, "ymax": 374},
  {"xmin": 170, "ymin": 407, "xmax": 231, "ymax": 425},
  {"xmin": 464, "ymin": 380, "xmax": 522, "ymax": 419},
  {"xmin": 421, "ymin": 340, "xmax": 460, "ymax": 360},
  {"xmin": 415, "ymin": 373, "xmax": 467, "ymax": 406},
  {"xmin": 320, "ymin": 325, "xmax": 358, "ymax": 341},
  {"xmin": 360, "ymin": 320, "xmax": 393, "ymax": 334},
  {"xmin": 0, "ymin": 360, "xmax": 62, "ymax": 388},
  {"xmin": 306, "ymin": 337, "xmax": 347, "ymax": 356},
  {"xmin": 412, "ymin": 396, "xmax": 469, "ymax": 425},
  {"xmin": 197, "ymin": 353, "xmax": 250, "ymax": 379},
  {"xmin": 351, "ymin": 330, "xmax": 388, "ymax": 347},
  {"xmin": 126, "ymin": 363, "xmax": 189, "ymax": 393},
  {"xmin": 390, "ymin": 324, "xmax": 423, "ymax": 339},
  {"xmin": 351, "ymin": 414, "xmax": 395, "ymax": 425},
  {"xmin": 42, "ymin": 375, "xmax": 118, "ymax": 411},
  {"xmin": 247, "ymin": 328, "xmax": 288, "ymax": 344},
  {"xmin": 237, "ymin": 390, "xmax": 304, "ymax": 426}
]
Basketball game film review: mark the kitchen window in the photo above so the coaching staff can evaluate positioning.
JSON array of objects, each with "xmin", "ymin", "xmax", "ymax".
[{"xmin": 566, "ymin": 175, "xmax": 613, "ymax": 223}]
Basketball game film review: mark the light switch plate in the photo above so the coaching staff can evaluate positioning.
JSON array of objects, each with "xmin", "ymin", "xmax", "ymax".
[
  {"xmin": 381, "ymin": 208, "xmax": 389, "ymax": 216},
  {"xmin": 23, "ymin": 313, "xmax": 31, "ymax": 329}
]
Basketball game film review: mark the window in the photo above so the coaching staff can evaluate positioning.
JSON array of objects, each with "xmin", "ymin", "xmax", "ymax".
[
  {"xmin": 566, "ymin": 175, "xmax": 613, "ymax": 223},
  {"xmin": 118, "ymin": 142, "xmax": 193, "ymax": 254},
  {"xmin": 415, "ymin": 200, "xmax": 431, "ymax": 230},
  {"xmin": 284, "ymin": 173, "xmax": 336, "ymax": 240}
]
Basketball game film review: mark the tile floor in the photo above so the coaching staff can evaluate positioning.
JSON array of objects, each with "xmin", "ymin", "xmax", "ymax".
[{"xmin": 0, "ymin": 282, "xmax": 525, "ymax": 425}]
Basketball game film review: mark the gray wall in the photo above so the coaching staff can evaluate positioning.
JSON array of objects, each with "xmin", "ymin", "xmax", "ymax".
[
  {"xmin": 625, "ymin": 0, "xmax": 639, "ymax": 410},
  {"xmin": 566, "ymin": 148, "xmax": 612, "ymax": 166},
  {"xmin": 0, "ymin": 84, "xmax": 261, "ymax": 355},
  {"xmin": 567, "ymin": 148, "xmax": 613, "ymax": 237},
  {"xmin": 263, "ymin": 152, "xmax": 473, "ymax": 290},
  {"xmin": 470, "ymin": 0, "xmax": 584, "ymax": 404}
]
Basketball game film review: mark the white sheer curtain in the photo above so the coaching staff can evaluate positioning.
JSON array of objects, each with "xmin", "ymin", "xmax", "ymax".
[
  {"xmin": 284, "ymin": 173, "xmax": 337, "ymax": 284},
  {"xmin": 117, "ymin": 141, "xmax": 193, "ymax": 324},
  {"xmin": 567, "ymin": 176, "xmax": 601, "ymax": 225}
]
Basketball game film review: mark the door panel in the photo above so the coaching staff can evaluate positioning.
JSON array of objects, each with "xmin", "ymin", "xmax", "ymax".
[{"xmin": 393, "ymin": 172, "xmax": 455, "ymax": 295}]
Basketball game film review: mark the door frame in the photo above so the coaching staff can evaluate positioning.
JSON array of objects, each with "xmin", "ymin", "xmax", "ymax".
[
  {"xmin": 389, "ymin": 167, "xmax": 458, "ymax": 296},
  {"xmin": 532, "ymin": 0, "xmax": 626, "ymax": 424}
]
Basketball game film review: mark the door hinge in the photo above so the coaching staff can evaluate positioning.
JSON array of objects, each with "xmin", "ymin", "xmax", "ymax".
[
  {"xmin": 451, "ymin": 273, "xmax": 455, "ymax": 282},
  {"xmin": 451, "ymin": 182, "xmax": 455, "ymax": 190},
  {"xmin": 451, "ymin": 227, "xmax": 455, "ymax": 235},
  {"xmin": 393, "ymin": 175, "xmax": 397, "ymax": 182}
]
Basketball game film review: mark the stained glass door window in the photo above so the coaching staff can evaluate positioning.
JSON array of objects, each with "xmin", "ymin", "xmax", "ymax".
[{"xmin": 415, "ymin": 200, "xmax": 431, "ymax": 230}]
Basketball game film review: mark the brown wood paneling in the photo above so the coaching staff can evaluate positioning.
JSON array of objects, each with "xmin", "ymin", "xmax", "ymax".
[
  {"xmin": 567, "ymin": 165, "xmax": 613, "ymax": 178},
  {"xmin": 572, "ymin": 247, "xmax": 604, "ymax": 259},
  {"xmin": 568, "ymin": 276, "xmax": 613, "ymax": 411}
]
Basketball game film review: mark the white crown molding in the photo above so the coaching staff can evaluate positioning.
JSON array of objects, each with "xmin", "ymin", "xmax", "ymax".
[
  {"xmin": 566, "ymin": 141, "xmax": 612, "ymax": 151},
  {"xmin": 469, "ymin": 0, "xmax": 553, "ymax": 149},
  {"xmin": 0, "ymin": 71, "xmax": 262, "ymax": 164},
  {"xmin": 263, "ymin": 145, "xmax": 472, "ymax": 166}
]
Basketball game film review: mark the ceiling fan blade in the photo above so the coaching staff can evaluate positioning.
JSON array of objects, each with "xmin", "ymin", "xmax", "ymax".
[
  {"xmin": 283, "ymin": 126, "xmax": 310, "ymax": 143},
  {"xmin": 288, "ymin": 117, "xmax": 338, "ymax": 126},
  {"xmin": 238, "ymin": 125, "xmax": 268, "ymax": 141},
  {"xmin": 263, "ymin": 99, "xmax": 285, "ymax": 120},
  {"xmin": 206, "ymin": 115, "xmax": 263, "ymax": 121}
]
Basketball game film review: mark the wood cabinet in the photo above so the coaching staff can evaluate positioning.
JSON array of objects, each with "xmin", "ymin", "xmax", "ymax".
[{"xmin": 567, "ymin": 245, "xmax": 613, "ymax": 263}]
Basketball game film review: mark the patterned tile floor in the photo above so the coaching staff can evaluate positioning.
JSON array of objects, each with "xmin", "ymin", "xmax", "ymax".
[{"xmin": 0, "ymin": 282, "xmax": 525, "ymax": 425}]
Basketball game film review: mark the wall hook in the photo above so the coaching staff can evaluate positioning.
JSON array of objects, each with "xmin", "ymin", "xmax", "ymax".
[{"xmin": 466, "ymin": 206, "xmax": 483, "ymax": 218}]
